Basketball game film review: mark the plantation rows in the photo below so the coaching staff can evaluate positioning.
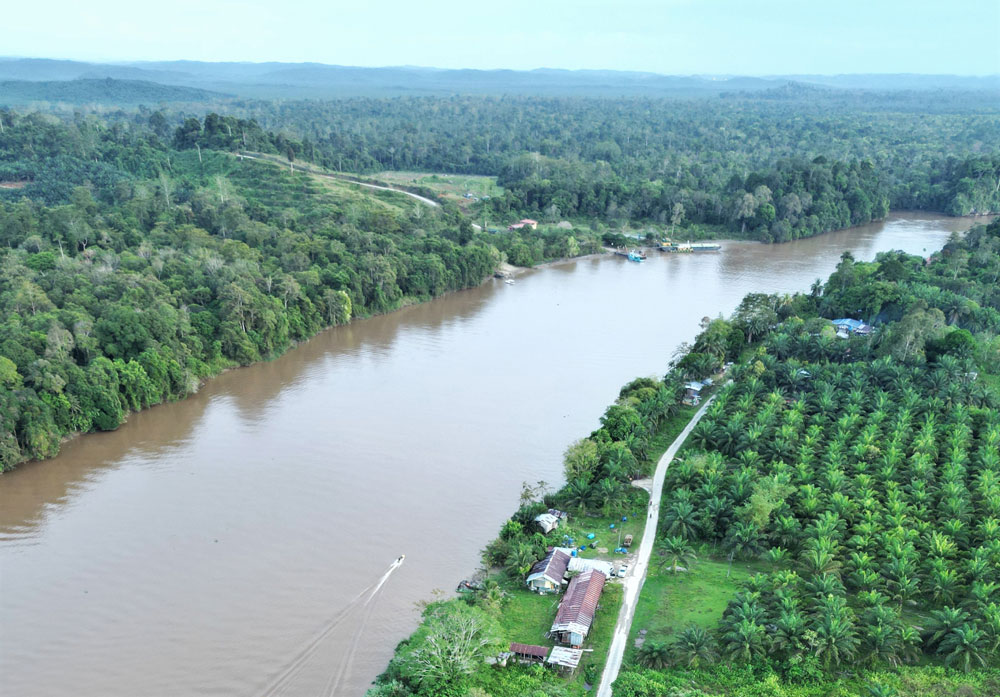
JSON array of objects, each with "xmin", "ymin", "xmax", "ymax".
[{"xmin": 657, "ymin": 349, "xmax": 1000, "ymax": 671}]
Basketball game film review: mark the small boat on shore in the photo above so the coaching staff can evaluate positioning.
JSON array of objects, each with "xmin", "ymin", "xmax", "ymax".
[{"xmin": 627, "ymin": 249, "xmax": 645, "ymax": 262}]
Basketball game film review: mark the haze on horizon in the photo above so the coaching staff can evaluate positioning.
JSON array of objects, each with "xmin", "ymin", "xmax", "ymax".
[{"xmin": 3, "ymin": 0, "xmax": 999, "ymax": 77}]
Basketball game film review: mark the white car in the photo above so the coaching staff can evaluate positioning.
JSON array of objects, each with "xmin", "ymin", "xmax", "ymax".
[{"xmin": 617, "ymin": 564, "xmax": 628, "ymax": 577}]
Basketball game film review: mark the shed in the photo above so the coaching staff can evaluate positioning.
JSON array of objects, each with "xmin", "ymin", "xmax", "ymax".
[
  {"xmin": 509, "ymin": 642, "xmax": 549, "ymax": 663},
  {"xmin": 519, "ymin": 219, "xmax": 539, "ymax": 230},
  {"xmin": 547, "ymin": 646, "xmax": 583, "ymax": 673},
  {"xmin": 534, "ymin": 512, "xmax": 560, "ymax": 534},
  {"xmin": 547, "ymin": 508, "xmax": 569, "ymax": 522},
  {"xmin": 683, "ymin": 381, "xmax": 705, "ymax": 406},
  {"xmin": 568, "ymin": 557, "xmax": 614, "ymax": 579},
  {"xmin": 526, "ymin": 549, "xmax": 571, "ymax": 593},
  {"xmin": 550, "ymin": 569, "xmax": 606, "ymax": 646}
]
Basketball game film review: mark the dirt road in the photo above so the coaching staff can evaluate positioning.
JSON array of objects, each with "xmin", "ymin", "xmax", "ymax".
[{"xmin": 595, "ymin": 394, "xmax": 717, "ymax": 697}]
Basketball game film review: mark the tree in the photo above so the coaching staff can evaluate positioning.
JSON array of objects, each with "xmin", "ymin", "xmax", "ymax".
[
  {"xmin": 939, "ymin": 623, "xmax": 988, "ymax": 673},
  {"xmin": 656, "ymin": 535, "xmax": 697, "ymax": 573},
  {"xmin": 636, "ymin": 640, "xmax": 671, "ymax": 669},
  {"xmin": 670, "ymin": 625, "xmax": 718, "ymax": 668},
  {"xmin": 400, "ymin": 603, "xmax": 503, "ymax": 692}
]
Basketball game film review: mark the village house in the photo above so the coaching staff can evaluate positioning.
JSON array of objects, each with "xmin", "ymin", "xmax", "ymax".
[
  {"xmin": 525, "ymin": 549, "xmax": 571, "ymax": 593},
  {"xmin": 549, "ymin": 569, "xmax": 606, "ymax": 647},
  {"xmin": 534, "ymin": 512, "xmax": 560, "ymax": 534},
  {"xmin": 507, "ymin": 218, "xmax": 539, "ymax": 231},
  {"xmin": 534, "ymin": 508, "xmax": 569, "ymax": 533},
  {"xmin": 683, "ymin": 381, "xmax": 705, "ymax": 406},
  {"xmin": 831, "ymin": 318, "xmax": 874, "ymax": 338}
]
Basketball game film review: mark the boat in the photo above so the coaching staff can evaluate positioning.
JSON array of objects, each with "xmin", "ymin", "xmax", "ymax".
[
  {"xmin": 627, "ymin": 249, "xmax": 644, "ymax": 262},
  {"xmin": 657, "ymin": 240, "xmax": 722, "ymax": 253},
  {"xmin": 504, "ymin": 278, "xmax": 515, "ymax": 285}
]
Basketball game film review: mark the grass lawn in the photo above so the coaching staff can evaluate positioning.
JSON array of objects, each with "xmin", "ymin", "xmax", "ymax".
[
  {"xmin": 625, "ymin": 553, "xmax": 772, "ymax": 664},
  {"xmin": 495, "ymin": 580, "xmax": 563, "ymax": 647}
]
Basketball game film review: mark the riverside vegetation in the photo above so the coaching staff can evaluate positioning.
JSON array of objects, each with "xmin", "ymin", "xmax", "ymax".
[
  {"xmin": 369, "ymin": 221, "xmax": 1000, "ymax": 697},
  {"xmin": 0, "ymin": 111, "xmax": 599, "ymax": 471}
]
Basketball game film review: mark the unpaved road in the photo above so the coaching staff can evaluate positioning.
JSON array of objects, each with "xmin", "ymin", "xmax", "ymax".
[
  {"xmin": 237, "ymin": 152, "xmax": 440, "ymax": 207},
  {"xmin": 595, "ymin": 394, "xmax": 717, "ymax": 697}
]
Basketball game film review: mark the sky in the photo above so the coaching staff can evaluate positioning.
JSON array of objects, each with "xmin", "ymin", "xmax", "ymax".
[{"xmin": 3, "ymin": 0, "xmax": 999, "ymax": 75}]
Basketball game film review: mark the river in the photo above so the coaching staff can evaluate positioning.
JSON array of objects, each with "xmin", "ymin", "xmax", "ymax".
[{"xmin": 0, "ymin": 213, "xmax": 980, "ymax": 697}]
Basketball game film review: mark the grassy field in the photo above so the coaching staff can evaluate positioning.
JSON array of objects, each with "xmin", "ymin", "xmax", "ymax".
[
  {"xmin": 374, "ymin": 171, "xmax": 502, "ymax": 213},
  {"xmin": 626, "ymin": 554, "xmax": 772, "ymax": 662}
]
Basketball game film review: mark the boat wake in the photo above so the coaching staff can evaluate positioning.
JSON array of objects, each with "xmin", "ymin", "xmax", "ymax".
[{"xmin": 256, "ymin": 555, "xmax": 405, "ymax": 697}]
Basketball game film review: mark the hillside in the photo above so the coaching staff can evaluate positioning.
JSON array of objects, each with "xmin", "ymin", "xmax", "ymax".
[
  {"xmin": 0, "ymin": 78, "xmax": 229, "ymax": 105},
  {"xmin": 0, "ymin": 58, "xmax": 996, "ymax": 98}
]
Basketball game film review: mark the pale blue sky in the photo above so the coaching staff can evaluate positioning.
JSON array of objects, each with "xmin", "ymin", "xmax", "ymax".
[{"xmin": 4, "ymin": 0, "xmax": 999, "ymax": 75}]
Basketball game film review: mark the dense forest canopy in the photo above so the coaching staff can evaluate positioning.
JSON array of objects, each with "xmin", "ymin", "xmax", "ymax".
[
  {"xmin": 170, "ymin": 93, "xmax": 1000, "ymax": 241},
  {"xmin": 0, "ymin": 112, "xmax": 526, "ymax": 470},
  {"xmin": 0, "ymin": 88, "xmax": 998, "ymax": 468}
]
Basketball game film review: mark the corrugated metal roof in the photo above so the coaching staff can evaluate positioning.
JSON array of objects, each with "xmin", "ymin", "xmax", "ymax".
[
  {"xmin": 526, "ymin": 549, "xmax": 571, "ymax": 586},
  {"xmin": 547, "ymin": 646, "xmax": 583, "ymax": 668},
  {"xmin": 510, "ymin": 642, "xmax": 549, "ymax": 658},
  {"xmin": 550, "ymin": 569, "xmax": 606, "ymax": 637}
]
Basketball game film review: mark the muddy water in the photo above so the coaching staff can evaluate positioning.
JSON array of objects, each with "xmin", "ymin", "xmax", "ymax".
[{"xmin": 0, "ymin": 213, "xmax": 979, "ymax": 696}]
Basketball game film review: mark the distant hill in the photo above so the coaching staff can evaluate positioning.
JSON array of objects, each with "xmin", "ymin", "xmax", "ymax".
[
  {"xmin": 0, "ymin": 77, "xmax": 229, "ymax": 105},
  {"xmin": 0, "ymin": 58, "xmax": 996, "ymax": 99}
]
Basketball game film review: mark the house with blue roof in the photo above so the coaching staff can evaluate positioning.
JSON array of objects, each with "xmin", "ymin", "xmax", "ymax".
[{"xmin": 831, "ymin": 318, "xmax": 874, "ymax": 337}]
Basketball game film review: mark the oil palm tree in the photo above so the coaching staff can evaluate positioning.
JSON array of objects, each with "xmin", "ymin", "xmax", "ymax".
[
  {"xmin": 721, "ymin": 618, "xmax": 767, "ymax": 662},
  {"xmin": 939, "ymin": 623, "xmax": 988, "ymax": 672},
  {"xmin": 636, "ymin": 640, "xmax": 671, "ymax": 669},
  {"xmin": 670, "ymin": 625, "xmax": 718, "ymax": 668},
  {"xmin": 657, "ymin": 535, "xmax": 697, "ymax": 573}
]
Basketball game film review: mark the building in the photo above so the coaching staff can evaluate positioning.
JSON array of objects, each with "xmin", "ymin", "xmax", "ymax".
[
  {"xmin": 534, "ymin": 509, "xmax": 568, "ymax": 533},
  {"xmin": 526, "ymin": 549, "xmax": 571, "ymax": 593},
  {"xmin": 568, "ymin": 557, "xmax": 614, "ymax": 579},
  {"xmin": 547, "ymin": 646, "xmax": 583, "ymax": 673},
  {"xmin": 534, "ymin": 512, "xmax": 560, "ymax": 534},
  {"xmin": 550, "ymin": 569, "xmax": 606, "ymax": 646},
  {"xmin": 831, "ymin": 318, "xmax": 874, "ymax": 337},
  {"xmin": 508, "ymin": 219, "xmax": 539, "ymax": 231},
  {"xmin": 509, "ymin": 643, "xmax": 548, "ymax": 663},
  {"xmin": 683, "ymin": 381, "xmax": 705, "ymax": 406}
]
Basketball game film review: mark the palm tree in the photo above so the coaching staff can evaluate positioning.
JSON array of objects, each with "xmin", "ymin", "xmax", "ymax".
[
  {"xmin": 721, "ymin": 618, "xmax": 767, "ymax": 662},
  {"xmin": 925, "ymin": 606, "xmax": 971, "ymax": 651},
  {"xmin": 562, "ymin": 478, "xmax": 591, "ymax": 514},
  {"xmin": 773, "ymin": 609, "xmax": 809, "ymax": 661},
  {"xmin": 662, "ymin": 499, "xmax": 698, "ymax": 540},
  {"xmin": 636, "ymin": 640, "xmax": 671, "ymax": 669},
  {"xmin": 939, "ymin": 623, "xmax": 988, "ymax": 673},
  {"xmin": 657, "ymin": 535, "xmax": 697, "ymax": 573},
  {"xmin": 670, "ymin": 625, "xmax": 719, "ymax": 668},
  {"xmin": 812, "ymin": 595, "xmax": 860, "ymax": 669}
]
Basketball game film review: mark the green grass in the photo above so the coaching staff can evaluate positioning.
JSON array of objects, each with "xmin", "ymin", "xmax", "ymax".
[
  {"xmin": 495, "ymin": 580, "xmax": 563, "ymax": 647},
  {"xmin": 626, "ymin": 553, "xmax": 771, "ymax": 664}
]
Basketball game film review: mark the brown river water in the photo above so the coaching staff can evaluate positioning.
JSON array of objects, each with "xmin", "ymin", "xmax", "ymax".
[{"xmin": 0, "ymin": 213, "xmax": 980, "ymax": 697}]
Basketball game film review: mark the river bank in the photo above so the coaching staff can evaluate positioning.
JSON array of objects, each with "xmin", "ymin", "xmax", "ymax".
[{"xmin": 0, "ymin": 214, "xmax": 983, "ymax": 697}]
